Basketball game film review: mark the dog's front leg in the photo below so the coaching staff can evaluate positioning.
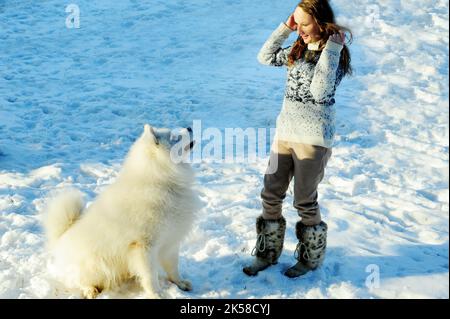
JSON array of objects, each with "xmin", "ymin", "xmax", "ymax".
[
  {"xmin": 160, "ymin": 243, "xmax": 192, "ymax": 292},
  {"xmin": 128, "ymin": 243, "xmax": 166, "ymax": 299}
]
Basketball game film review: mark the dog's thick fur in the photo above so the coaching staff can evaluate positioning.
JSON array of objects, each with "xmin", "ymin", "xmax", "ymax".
[{"xmin": 43, "ymin": 125, "xmax": 199, "ymax": 299}]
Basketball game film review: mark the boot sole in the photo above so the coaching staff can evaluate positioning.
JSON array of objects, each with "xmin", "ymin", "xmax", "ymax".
[
  {"xmin": 243, "ymin": 267, "xmax": 258, "ymax": 276},
  {"xmin": 284, "ymin": 264, "xmax": 314, "ymax": 278},
  {"xmin": 243, "ymin": 262, "xmax": 276, "ymax": 277}
]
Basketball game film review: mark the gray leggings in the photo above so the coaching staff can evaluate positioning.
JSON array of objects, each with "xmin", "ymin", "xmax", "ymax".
[{"xmin": 261, "ymin": 141, "xmax": 332, "ymax": 226}]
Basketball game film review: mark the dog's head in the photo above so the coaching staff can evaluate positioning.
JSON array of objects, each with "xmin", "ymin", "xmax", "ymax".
[
  {"xmin": 132, "ymin": 124, "xmax": 195, "ymax": 165},
  {"xmin": 123, "ymin": 124, "xmax": 195, "ymax": 179},
  {"xmin": 143, "ymin": 124, "xmax": 194, "ymax": 152}
]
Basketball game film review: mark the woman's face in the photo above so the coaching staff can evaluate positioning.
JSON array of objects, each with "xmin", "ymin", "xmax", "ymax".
[{"xmin": 293, "ymin": 7, "xmax": 322, "ymax": 44}]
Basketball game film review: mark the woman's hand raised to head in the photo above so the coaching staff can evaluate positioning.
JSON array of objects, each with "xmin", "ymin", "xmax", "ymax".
[
  {"xmin": 285, "ymin": 13, "xmax": 297, "ymax": 31},
  {"xmin": 328, "ymin": 31, "xmax": 345, "ymax": 45}
]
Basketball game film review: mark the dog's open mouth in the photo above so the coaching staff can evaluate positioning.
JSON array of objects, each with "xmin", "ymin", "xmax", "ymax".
[
  {"xmin": 184, "ymin": 140, "xmax": 195, "ymax": 152},
  {"xmin": 186, "ymin": 127, "xmax": 194, "ymax": 150}
]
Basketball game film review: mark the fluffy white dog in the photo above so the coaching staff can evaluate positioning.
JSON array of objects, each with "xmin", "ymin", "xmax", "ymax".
[{"xmin": 43, "ymin": 124, "xmax": 199, "ymax": 299}]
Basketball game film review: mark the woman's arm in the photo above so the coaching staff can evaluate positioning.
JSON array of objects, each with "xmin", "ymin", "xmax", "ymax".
[
  {"xmin": 257, "ymin": 22, "xmax": 294, "ymax": 67},
  {"xmin": 309, "ymin": 37, "xmax": 344, "ymax": 104}
]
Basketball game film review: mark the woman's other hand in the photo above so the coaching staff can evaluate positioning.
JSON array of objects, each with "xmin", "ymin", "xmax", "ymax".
[
  {"xmin": 285, "ymin": 13, "xmax": 297, "ymax": 31},
  {"xmin": 328, "ymin": 31, "xmax": 345, "ymax": 45}
]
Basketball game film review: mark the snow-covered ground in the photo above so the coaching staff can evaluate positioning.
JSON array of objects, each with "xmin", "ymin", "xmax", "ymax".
[{"xmin": 0, "ymin": 0, "xmax": 448, "ymax": 299}]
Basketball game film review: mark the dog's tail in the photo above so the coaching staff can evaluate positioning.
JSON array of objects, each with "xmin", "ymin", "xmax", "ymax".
[{"xmin": 44, "ymin": 189, "xmax": 84, "ymax": 246}]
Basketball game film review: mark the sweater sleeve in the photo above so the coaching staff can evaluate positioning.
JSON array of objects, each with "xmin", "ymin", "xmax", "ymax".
[
  {"xmin": 310, "ymin": 40, "xmax": 344, "ymax": 103},
  {"xmin": 257, "ymin": 22, "xmax": 294, "ymax": 67}
]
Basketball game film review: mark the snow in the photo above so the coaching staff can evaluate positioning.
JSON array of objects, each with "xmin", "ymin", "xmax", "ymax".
[{"xmin": 0, "ymin": 0, "xmax": 448, "ymax": 299}]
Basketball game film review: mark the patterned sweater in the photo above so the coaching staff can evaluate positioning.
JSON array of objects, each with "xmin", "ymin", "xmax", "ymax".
[{"xmin": 258, "ymin": 22, "xmax": 345, "ymax": 148}]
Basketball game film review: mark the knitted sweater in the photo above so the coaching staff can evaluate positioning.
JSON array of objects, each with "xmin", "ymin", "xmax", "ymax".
[{"xmin": 257, "ymin": 22, "xmax": 345, "ymax": 148}]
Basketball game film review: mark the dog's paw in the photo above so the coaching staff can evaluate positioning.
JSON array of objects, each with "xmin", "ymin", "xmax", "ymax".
[
  {"xmin": 145, "ymin": 291, "xmax": 169, "ymax": 299},
  {"xmin": 175, "ymin": 279, "xmax": 192, "ymax": 292},
  {"xmin": 82, "ymin": 286, "xmax": 100, "ymax": 299}
]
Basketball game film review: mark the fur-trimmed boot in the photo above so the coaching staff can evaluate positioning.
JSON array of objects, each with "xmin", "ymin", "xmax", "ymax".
[
  {"xmin": 243, "ymin": 216, "xmax": 286, "ymax": 276},
  {"xmin": 284, "ymin": 221, "xmax": 327, "ymax": 278}
]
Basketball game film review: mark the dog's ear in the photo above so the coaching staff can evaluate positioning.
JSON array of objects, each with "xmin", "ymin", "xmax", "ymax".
[
  {"xmin": 144, "ymin": 124, "xmax": 153, "ymax": 136},
  {"xmin": 183, "ymin": 140, "xmax": 195, "ymax": 152},
  {"xmin": 143, "ymin": 124, "xmax": 160, "ymax": 145}
]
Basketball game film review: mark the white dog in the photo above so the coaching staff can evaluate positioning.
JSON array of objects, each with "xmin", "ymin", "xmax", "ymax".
[{"xmin": 43, "ymin": 124, "xmax": 200, "ymax": 299}]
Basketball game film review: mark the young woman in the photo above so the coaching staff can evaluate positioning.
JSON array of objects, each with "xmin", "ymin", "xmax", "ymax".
[{"xmin": 243, "ymin": 0, "xmax": 352, "ymax": 278}]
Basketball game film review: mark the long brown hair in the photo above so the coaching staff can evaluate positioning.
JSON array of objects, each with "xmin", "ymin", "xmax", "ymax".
[{"xmin": 288, "ymin": 0, "xmax": 353, "ymax": 76}]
